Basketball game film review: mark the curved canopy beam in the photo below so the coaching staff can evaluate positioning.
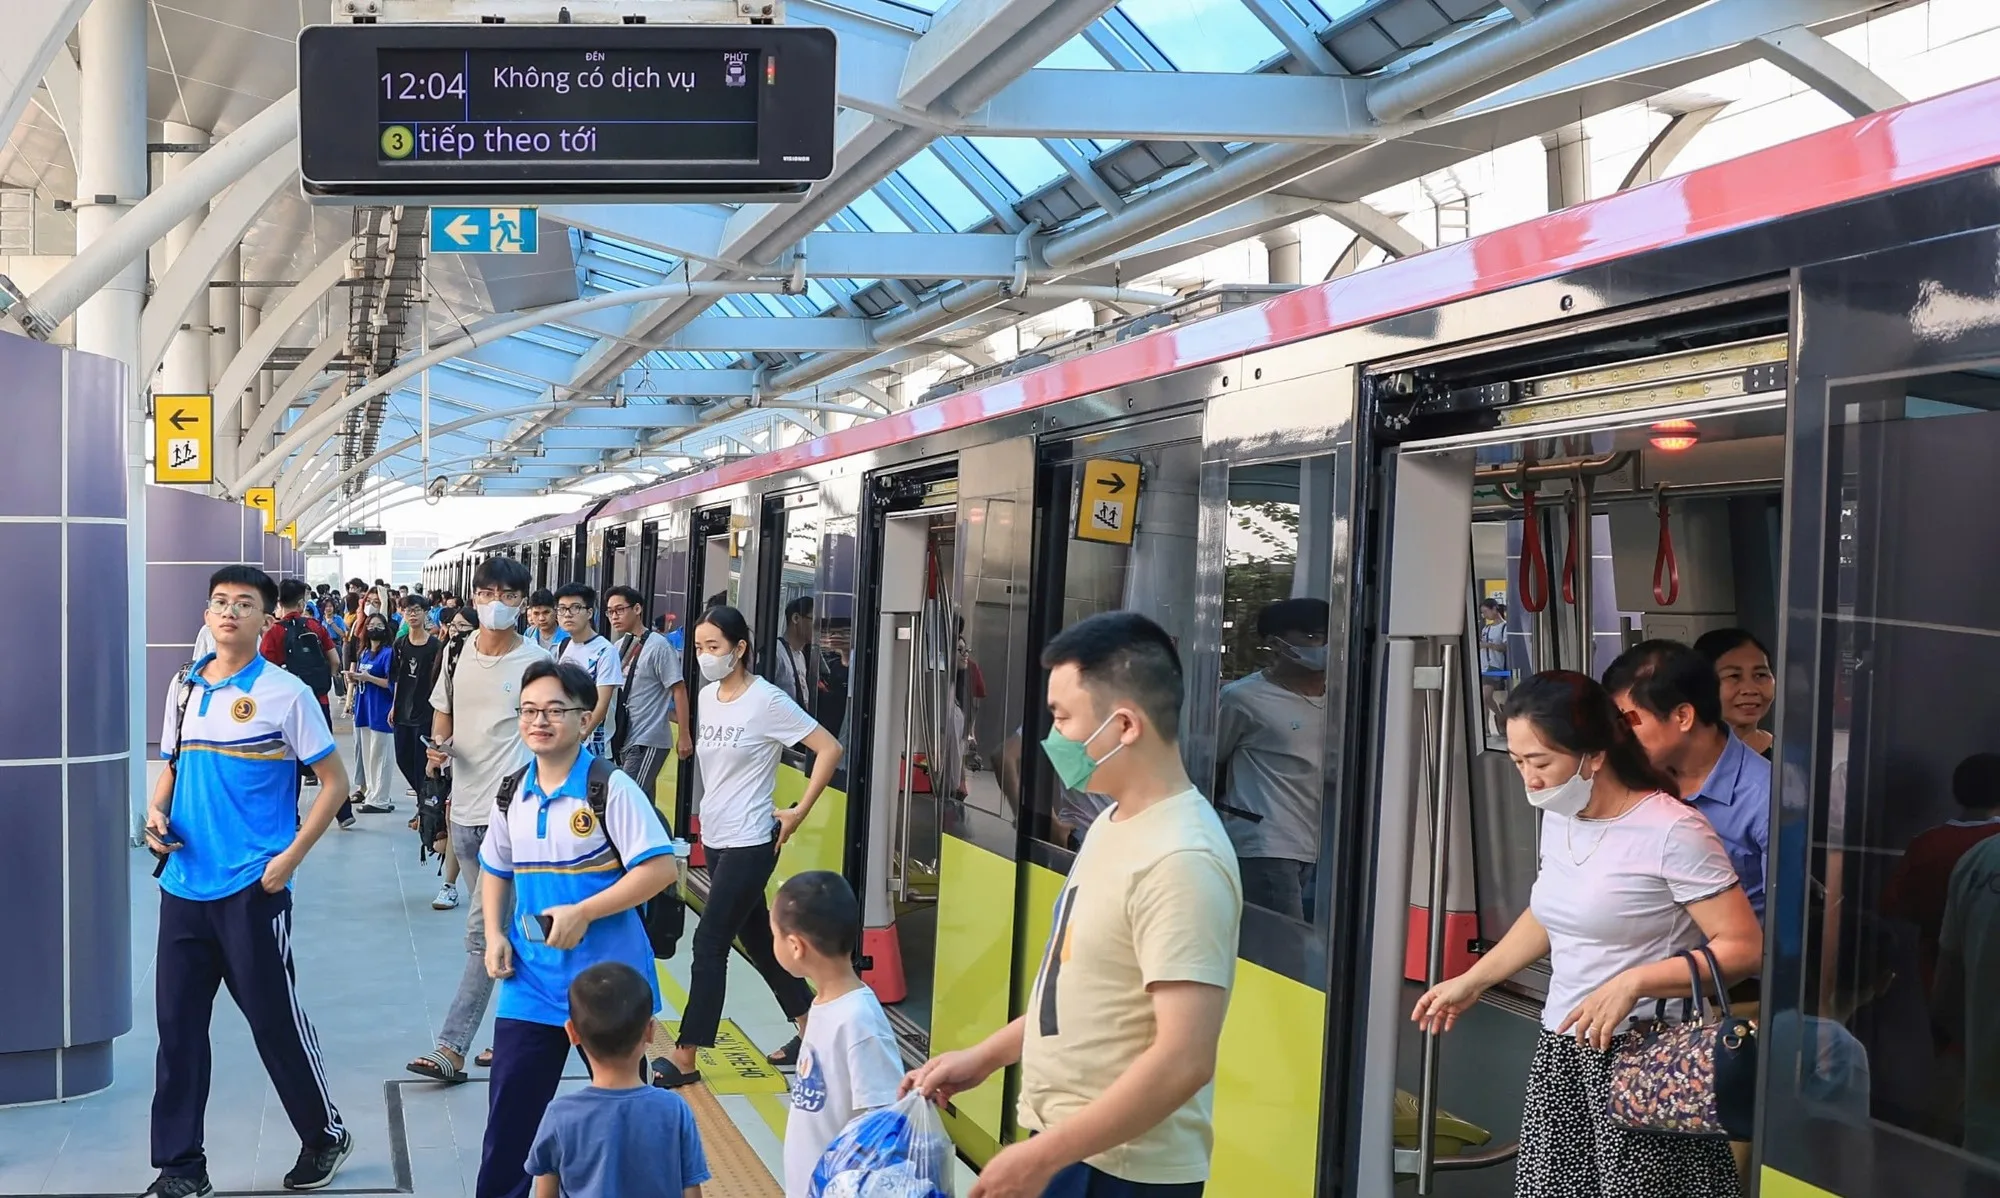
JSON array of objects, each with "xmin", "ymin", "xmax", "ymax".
[{"xmin": 214, "ymin": 246, "xmax": 350, "ymax": 434}]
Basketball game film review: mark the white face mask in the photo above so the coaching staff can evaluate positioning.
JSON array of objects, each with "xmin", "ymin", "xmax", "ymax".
[
  {"xmin": 477, "ymin": 600, "xmax": 520, "ymax": 631},
  {"xmin": 1525, "ymin": 762, "xmax": 1594, "ymax": 819},
  {"xmin": 697, "ymin": 651, "xmax": 736, "ymax": 682}
]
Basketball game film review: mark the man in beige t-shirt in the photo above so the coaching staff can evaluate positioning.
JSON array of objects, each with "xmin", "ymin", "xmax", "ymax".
[{"xmin": 905, "ymin": 611, "xmax": 1242, "ymax": 1197}]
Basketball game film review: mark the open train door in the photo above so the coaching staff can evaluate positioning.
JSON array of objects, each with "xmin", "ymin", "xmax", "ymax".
[{"xmin": 1757, "ymin": 219, "xmax": 2000, "ymax": 1198}]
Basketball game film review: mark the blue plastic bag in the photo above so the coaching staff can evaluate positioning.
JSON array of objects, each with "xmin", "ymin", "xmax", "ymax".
[{"xmin": 809, "ymin": 1091, "xmax": 956, "ymax": 1198}]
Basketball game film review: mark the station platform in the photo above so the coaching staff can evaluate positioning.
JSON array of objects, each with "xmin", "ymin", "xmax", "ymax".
[{"xmin": 0, "ymin": 749, "xmax": 821, "ymax": 1197}]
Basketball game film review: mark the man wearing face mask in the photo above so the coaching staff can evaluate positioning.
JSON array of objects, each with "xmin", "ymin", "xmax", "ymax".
[
  {"xmin": 407, "ymin": 556, "xmax": 549, "ymax": 1087},
  {"xmin": 1215, "ymin": 598, "xmax": 1329, "ymax": 923},
  {"xmin": 903, "ymin": 612, "xmax": 1241, "ymax": 1198}
]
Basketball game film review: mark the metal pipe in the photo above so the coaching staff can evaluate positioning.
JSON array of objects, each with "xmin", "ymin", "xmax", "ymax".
[
  {"xmin": 1572, "ymin": 472, "xmax": 1594, "ymax": 674},
  {"xmin": 16, "ymin": 91, "xmax": 299, "ymax": 336},
  {"xmin": 1472, "ymin": 476, "xmax": 1782, "ymax": 514},
  {"xmin": 1368, "ymin": 0, "xmax": 1687, "ymax": 121},
  {"xmin": 1474, "ymin": 450, "xmax": 1630, "ymax": 485},
  {"xmin": 1416, "ymin": 642, "xmax": 1458, "ymax": 1195},
  {"xmin": 231, "ymin": 278, "xmax": 800, "ymax": 495}
]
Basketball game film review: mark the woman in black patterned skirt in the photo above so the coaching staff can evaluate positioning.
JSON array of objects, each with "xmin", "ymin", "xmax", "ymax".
[{"xmin": 1411, "ymin": 670, "xmax": 1763, "ymax": 1198}]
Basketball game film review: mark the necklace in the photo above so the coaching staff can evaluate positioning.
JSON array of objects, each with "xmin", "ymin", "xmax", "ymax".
[{"xmin": 1564, "ymin": 794, "xmax": 1645, "ymax": 865}]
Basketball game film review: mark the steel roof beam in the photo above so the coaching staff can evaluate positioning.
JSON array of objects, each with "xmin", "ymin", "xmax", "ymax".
[
  {"xmin": 538, "ymin": 428, "xmax": 644, "ymax": 449},
  {"xmin": 1754, "ymin": 24, "xmax": 1907, "ymax": 117},
  {"xmin": 0, "ymin": 0, "xmax": 91, "ymax": 175},
  {"xmin": 1618, "ymin": 102, "xmax": 1725, "ymax": 190},
  {"xmin": 656, "ymin": 317, "xmax": 875, "ymax": 353},
  {"xmin": 960, "ymin": 70, "xmax": 1382, "ymax": 143}
]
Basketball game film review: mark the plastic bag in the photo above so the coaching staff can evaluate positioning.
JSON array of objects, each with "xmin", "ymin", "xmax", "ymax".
[{"xmin": 809, "ymin": 1092, "xmax": 956, "ymax": 1198}]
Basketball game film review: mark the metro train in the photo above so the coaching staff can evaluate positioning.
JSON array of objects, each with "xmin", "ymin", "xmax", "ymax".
[{"xmin": 423, "ymin": 80, "xmax": 2000, "ymax": 1197}]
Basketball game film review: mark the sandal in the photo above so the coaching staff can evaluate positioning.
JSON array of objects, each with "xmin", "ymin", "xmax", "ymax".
[
  {"xmin": 767, "ymin": 1034, "xmax": 803, "ymax": 1068},
  {"xmin": 406, "ymin": 1049, "xmax": 468, "ymax": 1084},
  {"xmin": 475, "ymin": 1048, "xmax": 494, "ymax": 1068},
  {"xmin": 650, "ymin": 1057, "xmax": 702, "ymax": 1089}
]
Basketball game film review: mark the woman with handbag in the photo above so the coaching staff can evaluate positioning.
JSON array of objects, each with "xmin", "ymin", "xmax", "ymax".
[{"xmin": 1411, "ymin": 670, "xmax": 1762, "ymax": 1198}]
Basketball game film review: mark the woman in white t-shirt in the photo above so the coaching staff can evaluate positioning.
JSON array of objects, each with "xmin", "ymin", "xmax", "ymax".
[
  {"xmin": 1412, "ymin": 670, "xmax": 1762, "ymax": 1198},
  {"xmin": 654, "ymin": 604, "xmax": 845, "ymax": 1089}
]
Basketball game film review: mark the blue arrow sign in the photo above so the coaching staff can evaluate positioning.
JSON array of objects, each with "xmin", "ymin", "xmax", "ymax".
[{"xmin": 428, "ymin": 206, "xmax": 539, "ymax": 254}]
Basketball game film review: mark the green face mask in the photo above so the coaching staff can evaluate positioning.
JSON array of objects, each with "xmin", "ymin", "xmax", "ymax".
[{"xmin": 1041, "ymin": 710, "xmax": 1127, "ymax": 791}]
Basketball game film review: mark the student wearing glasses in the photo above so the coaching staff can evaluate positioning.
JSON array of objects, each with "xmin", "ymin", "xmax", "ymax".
[
  {"xmin": 554, "ymin": 583, "xmax": 624, "ymax": 761},
  {"xmin": 407, "ymin": 556, "xmax": 549, "ymax": 1088}
]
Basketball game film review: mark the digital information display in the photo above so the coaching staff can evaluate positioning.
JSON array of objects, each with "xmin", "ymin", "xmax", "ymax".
[{"xmin": 299, "ymin": 24, "xmax": 836, "ymax": 201}]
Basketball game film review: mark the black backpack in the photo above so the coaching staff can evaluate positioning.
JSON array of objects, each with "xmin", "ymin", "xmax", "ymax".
[
  {"xmin": 494, "ymin": 756, "xmax": 684, "ymax": 958},
  {"xmin": 608, "ymin": 632, "xmax": 649, "ymax": 758},
  {"xmin": 280, "ymin": 616, "xmax": 333, "ymax": 696}
]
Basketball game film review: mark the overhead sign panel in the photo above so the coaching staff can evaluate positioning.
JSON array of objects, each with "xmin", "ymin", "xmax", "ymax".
[
  {"xmin": 429, "ymin": 206, "xmax": 539, "ymax": 254},
  {"xmin": 244, "ymin": 487, "xmax": 277, "ymax": 533},
  {"xmin": 1075, "ymin": 459, "xmax": 1141, "ymax": 546},
  {"xmin": 153, "ymin": 394, "xmax": 213, "ymax": 485},
  {"xmin": 298, "ymin": 23, "xmax": 837, "ymax": 202}
]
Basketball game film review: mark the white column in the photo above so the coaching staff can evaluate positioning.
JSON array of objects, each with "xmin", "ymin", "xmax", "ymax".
[
  {"xmin": 209, "ymin": 246, "xmax": 242, "ymax": 482},
  {"xmin": 74, "ymin": 0, "xmax": 150, "ymax": 838},
  {"xmin": 1542, "ymin": 124, "xmax": 1592, "ymax": 212},
  {"xmin": 237, "ymin": 299, "xmax": 261, "ymax": 453},
  {"xmin": 1261, "ymin": 226, "xmax": 1303, "ymax": 286},
  {"xmin": 157, "ymin": 122, "xmax": 210, "ymax": 398}
]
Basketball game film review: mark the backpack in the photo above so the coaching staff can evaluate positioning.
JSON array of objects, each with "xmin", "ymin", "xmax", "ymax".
[
  {"xmin": 608, "ymin": 631, "xmax": 649, "ymax": 758},
  {"xmin": 152, "ymin": 665, "xmax": 202, "ymax": 878},
  {"xmin": 494, "ymin": 756, "xmax": 684, "ymax": 958},
  {"xmin": 417, "ymin": 770, "xmax": 451, "ymax": 865},
  {"xmin": 280, "ymin": 615, "xmax": 333, "ymax": 696}
]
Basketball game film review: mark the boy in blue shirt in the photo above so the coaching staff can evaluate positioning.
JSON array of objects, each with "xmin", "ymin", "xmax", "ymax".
[
  {"xmin": 143, "ymin": 566, "xmax": 356, "ymax": 1198},
  {"xmin": 527, "ymin": 962, "xmax": 709, "ymax": 1198},
  {"xmin": 478, "ymin": 659, "xmax": 680, "ymax": 1198}
]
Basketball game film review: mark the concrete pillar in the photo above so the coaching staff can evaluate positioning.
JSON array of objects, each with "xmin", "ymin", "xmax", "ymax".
[
  {"xmin": 157, "ymin": 123, "xmax": 210, "ymax": 400},
  {"xmin": 1542, "ymin": 123, "xmax": 1592, "ymax": 212},
  {"xmin": 0, "ymin": 332, "xmax": 134, "ymax": 1105},
  {"xmin": 1261, "ymin": 226, "xmax": 1303, "ymax": 286},
  {"xmin": 209, "ymin": 246, "xmax": 241, "ymax": 482},
  {"xmin": 73, "ymin": 0, "xmax": 148, "ymax": 849},
  {"xmin": 236, "ymin": 300, "xmax": 261, "ymax": 456}
]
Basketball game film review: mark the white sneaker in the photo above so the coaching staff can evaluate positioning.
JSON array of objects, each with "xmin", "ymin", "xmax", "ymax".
[{"xmin": 432, "ymin": 883, "xmax": 459, "ymax": 910}]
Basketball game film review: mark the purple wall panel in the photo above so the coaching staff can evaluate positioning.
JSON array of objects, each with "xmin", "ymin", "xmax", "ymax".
[
  {"xmin": 0, "ymin": 525, "xmax": 62, "ymax": 761},
  {"xmin": 262, "ymin": 532, "xmax": 281, "ymax": 573},
  {"xmin": 0, "ymin": 763, "xmax": 64, "ymax": 1052},
  {"xmin": 65, "ymin": 352, "xmax": 126, "ymax": 520},
  {"xmin": 148, "ymin": 564, "xmax": 221, "ymax": 647},
  {"xmin": 148, "ymin": 485, "xmax": 247, "ymax": 564},
  {"xmin": 68, "ymin": 523, "xmax": 128, "ymax": 758},
  {"xmin": 0, "ymin": 335, "xmax": 64, "ymax": 517},
  {"xmin": 66, "ymin": 758, "xmax": 131, "ymax": 1044}
]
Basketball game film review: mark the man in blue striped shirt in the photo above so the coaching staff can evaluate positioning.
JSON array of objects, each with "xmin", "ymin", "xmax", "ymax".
[{"xmin": 142, "ymin": 566, "xmax": 356, "ymax": 1198}]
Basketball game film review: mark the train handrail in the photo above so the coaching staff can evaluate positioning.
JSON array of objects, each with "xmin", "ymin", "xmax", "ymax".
[
  {"xmin": 1653, "ymin": 485, "xmax": 1681, "ymax": 606},
  {"xmin": 1518, "ymin": 487, "xmax": 1549, "ymax": 613},
  {"xmin": 1414, "ymin": 642, "xmax": 1458, "ymax": 1196}
]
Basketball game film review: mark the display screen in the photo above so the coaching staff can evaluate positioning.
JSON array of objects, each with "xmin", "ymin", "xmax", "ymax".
[{"xmin": 375, "ymin": 47, "xmax": 762, "ymax": 165}]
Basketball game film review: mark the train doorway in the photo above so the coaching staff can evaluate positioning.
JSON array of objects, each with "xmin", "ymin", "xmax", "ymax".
[
  {"xmin": 1344, "ymin": 312, "xmax": 1793, "ymax": 1196},
  {"xmin": 675, "ymin": 504, "xmax": 738, "ymax": 859},
  {"xmin": 849, "ymin": 466, "xmax": 960, "ymax": 1057}
]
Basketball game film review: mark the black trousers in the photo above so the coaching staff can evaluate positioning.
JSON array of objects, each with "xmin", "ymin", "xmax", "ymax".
[
  {"xmin": 476, "ymin": 1018, "xmax": 592, "ymax": 1198},
  {"xmin": 153, "ymin": 885, "xmax": 345, "ymax": 1178},
  {"xmin": 393, "ymin": 723, "xmax": 429, "ymax": 797},
  {"xmin": 677, "ymin": 840, "xmax": 813, "ymax": 1047}
]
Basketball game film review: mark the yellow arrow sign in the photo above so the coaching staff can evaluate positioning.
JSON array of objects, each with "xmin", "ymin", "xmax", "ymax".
[
  {"xmin": 153, "ymin": 394, "xmax": 214, "ymax": 485},
  {"xmin": 244, "ymin": 487, "xmax": 277, "ymax": 533},
  {"xmin": 1075, "ymin": 458, "xmax": 1141, "ymax": 546},
  {"xmin": 281, "ymin": 521, "xmax": 298, "ymax": 546}
]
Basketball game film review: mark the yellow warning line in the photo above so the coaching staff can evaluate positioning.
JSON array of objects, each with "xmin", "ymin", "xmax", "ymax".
[{"xmin": 682, "ymin": 1083, "xmax": 783, "ymax": 1198}]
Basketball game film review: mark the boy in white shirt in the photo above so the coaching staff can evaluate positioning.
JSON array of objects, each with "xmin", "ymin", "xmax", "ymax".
[{"xmin": 771, "ymin": 871, "xmax": 904, "ymax": 1198}]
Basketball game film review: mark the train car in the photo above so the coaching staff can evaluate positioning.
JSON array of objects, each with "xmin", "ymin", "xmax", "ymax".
[
  {"xmin": 470, "ymin": 81, "xmax": 2000, "ymax": 1198},
  {"xmin": 422, "ymin": 539, "xmax": 478, "ymax": 598}
]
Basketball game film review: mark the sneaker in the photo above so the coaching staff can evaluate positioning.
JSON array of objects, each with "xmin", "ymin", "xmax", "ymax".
[
  {"xmin": 432, "ymin": 882, "xmax": 459, "ymax": 910},
  {"xmin": 139, "ymin": 1173, "xmax": 214, "ymax": 1198},
  {"xmin": 283, "ymin": 1129, "xmax": 352, "ymax": 1191},
  {"xmin": 338, "ymin": 815, "xmax": 357, "ymax": 830},
  {"xmin": 356, "ymin": 800, "xmax": 395, "ymax": 814}
]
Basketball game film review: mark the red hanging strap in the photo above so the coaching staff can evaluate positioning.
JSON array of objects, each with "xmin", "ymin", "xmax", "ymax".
[
  {"xmin": 1560, "ymin": 490, "xmax": 1581, "ymax": 606},
  {"xmin": 1653, "ymin": 487, "xmax": 1680, "ymax": 606},
  {"xmin": 1518, "ymin": 488, "xmax": 1550, "ymax": 613}
]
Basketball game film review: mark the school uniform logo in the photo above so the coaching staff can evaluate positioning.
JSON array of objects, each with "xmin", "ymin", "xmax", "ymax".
[
  {"xmin": 231, "ymin": 697, "xmax": 257, "ymax": 722},
  {"xmin": 790, "ymin": 1045, "xmax": 826, "ymax": 1112},
  {"xmin": 570, "ymin": 807, "xmax": 596, "ymax": 837}
]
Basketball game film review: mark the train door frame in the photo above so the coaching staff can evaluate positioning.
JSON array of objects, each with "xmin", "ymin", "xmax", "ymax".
[
  {"xmin": 843, "ymin": 460, "xmax": 961, "ymax": 1057},
  {"xmin": 1761, "ymin": 220, "xmax": 2000, "ymax": 1197},
  {"xmin": 675, "ymin": 503, "xmax": 738, "ymax": 864}
]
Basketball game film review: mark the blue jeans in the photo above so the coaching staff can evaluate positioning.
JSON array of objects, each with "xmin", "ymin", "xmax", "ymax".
[{"xmin": 1043, "ymin": 1162, "xmax": 1204, "ymax": 1197}]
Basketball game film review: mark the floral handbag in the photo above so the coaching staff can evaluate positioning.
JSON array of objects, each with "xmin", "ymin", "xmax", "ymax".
[{"xmin": 1604, "ymin": 945, "xmax": 1757, "ymax": 1139}]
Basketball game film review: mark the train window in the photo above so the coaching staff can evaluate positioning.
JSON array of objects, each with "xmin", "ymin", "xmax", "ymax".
[
  {"xmin": 1802, "ymin": 371, "xmax": 2000, "ymax": 1166},
  {"xmin": 651, "ymin": 535, "xmax": 688, "ymax": 647},
  {"xmin": 1030, "ymin": 438, "xmax": 1203, "ymax": 850},
  {"xmin": 817, "ymin": 510, "xmax": 859, "ymax": 755},
  {"xmin": 760, "ymin": 498, "xmax": 822, "ymax": 735},
  {"xmin": 1216, "ymin": 456, "xmax": 1333, "ymax": 927}
]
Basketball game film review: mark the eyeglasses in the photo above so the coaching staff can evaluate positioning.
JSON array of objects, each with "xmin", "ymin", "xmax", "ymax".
[
  {"xmin": 472, "ymin": 587, "xmax": 527, "ymax": 603},
  {"xmin": 556, "ymin": 604, "xmax": 590, "ymax": 616},
  {"xmin": 206, "ymin": 597, "xmax": 264, "ymax": 618},
  {"xmin": 604, "ymin": 604, "xmax": 635, "ymax": 617},
  {"xmin": 518, "ymin": 705, "xmax": 586, "ymax": 725}
]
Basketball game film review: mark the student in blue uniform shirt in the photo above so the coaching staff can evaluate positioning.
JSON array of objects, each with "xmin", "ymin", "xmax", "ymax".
[
  {"xmin": 141, "ymin": 566, "xmax": 356, "ymax": 1198},
  {"xmin": 476, "ymin": 660, "xmax": 679, "ymax": 1198}
]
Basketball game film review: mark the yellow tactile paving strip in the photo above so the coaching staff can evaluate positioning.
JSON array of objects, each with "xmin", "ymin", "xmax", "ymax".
[{"xmin": 684, "ymin": 1082, "xmax": 784, "ymax": 1198}]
